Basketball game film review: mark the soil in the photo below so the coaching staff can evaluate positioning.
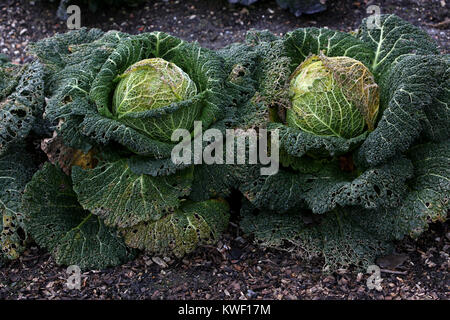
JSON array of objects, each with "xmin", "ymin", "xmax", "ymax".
[
  {"xmin": 0, "ymin": 0, "xmax": 449, "ymax": 300},
  {"xmin": 1, "ymin": 221, "xmax": 449, "ymax": 300},
  {"xmin": 0, "ymin": 0, "xmax": 448, "ymax": 64}
]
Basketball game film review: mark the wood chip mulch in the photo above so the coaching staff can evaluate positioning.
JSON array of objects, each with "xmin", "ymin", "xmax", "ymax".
[
  {"xmin": 0, "ymin": 0, "xmax": 449, "ymax": 300},
  {"xmin": 1, "ymin": 221, "xmax": 448, "ymax": 300}
]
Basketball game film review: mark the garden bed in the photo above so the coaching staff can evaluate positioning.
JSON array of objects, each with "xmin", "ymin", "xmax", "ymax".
[{"xmin": 0, "ymin": 0, "xmax": 449, "ymax": 300}]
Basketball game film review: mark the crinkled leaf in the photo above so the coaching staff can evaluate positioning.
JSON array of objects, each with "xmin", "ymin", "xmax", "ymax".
[
  {"xmin": 302, "ymin": 157, "xmax": 413, "ymax": 214},
  {"xmin": 236, "ymin": 156, "xmax": 413, "ymax": 214},
  {"xmin": 0, "ymin": 58, "xmax": 23, "ymax": 99},
  {"xmin": 122, "ymin": 199, "xmax": 230, "ymax": 258},
  {"xmin": 0, "ymin": 61, "xmax": 45, "ymax": 155},
  {"xmin": 22, "ymin": 163, "xmax": 135, "ymax": 270},
  {"xmin": 30, "ymin": 28, "xmax": 105, "ymax": 75},
  {"xmin": 217, "ymin": 42, "xmax": 260, "ymax": 107},
  {"xmin": 241, "ymin": 141, "xmax": 449, "ymax": 270},
  {"xmin": 420, "ymin": 55, "xmax": 450, "ymax": 142},
  {"xmin": 358, "ymin": 14, "xmax": 439, "ymax": 79},
  {"xmin": 127, "ymin": 155, "xmax": 192, "ymax": 177},
  {"xmin": 72, "ymin": 159, "xmax": 193, "ymax": 228},
  {"xmin": 0, "ymin": 145, "xmax": 36, "ymax": 260},
  {"xmin": 274, "ymin": 122, "xmax": 367, "ymax": 159},
  {"xmin": 240, "ymin": 204, "xmax": 392, "ymax": 271},
  {"xmin": 189, "ymin": 163, "xmax": 239, "ymax": 202},
  {"xmin": 394, "ymin": 141, "xmax": 449, "ymax": 238},
  {"xmin": 357, "ymin": 55, "xmax": 448, "ymax": 166},
  {"xmin": 283, "ymin": 28, "xmax": 374, "ymax": 70}
]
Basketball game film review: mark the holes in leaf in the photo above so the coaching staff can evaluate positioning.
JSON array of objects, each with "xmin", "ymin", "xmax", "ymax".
[
  {"xmin": 373, "ymin": 185, "xmax": 381, "ymax": 196},
  {"xmin": 11, "ymin": 108, "xmax": 27, "ymax": 118},
  {"xmin": 16, "ymin": 227, "xmax": 26, "ymax": 241}
]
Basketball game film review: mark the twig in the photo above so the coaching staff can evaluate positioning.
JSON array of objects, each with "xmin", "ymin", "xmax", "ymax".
[
  {"xmin": 380, "ymin": 269, "xmax": 408, "ymax": 275},
  {"xmin": 424, "ymin": 18, "xmax": 450, "ymax": 29}
]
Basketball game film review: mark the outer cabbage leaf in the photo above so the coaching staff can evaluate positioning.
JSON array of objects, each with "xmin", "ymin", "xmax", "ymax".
[
  {"xmin": 241, "ymin": 140, "xmax": 449, "ymax": 271},
  {"xmin": 0, "ymin": 61, "xmax": 45, "ymax": 155},
  {"xmin": 240, "ymin": 203, "xmax": 392, "ymax": 271},
  {"xmin": 127, "ymin": 155, "xmax": 192, "ymax": 177},
  {"xmin": 420, "ymin": 55, "xmax": 450, "ymax": 142},
  {"xmin": 0, "ymin": 56, "xmax": 23, "ymax": 99},
  {"xmin": 188, "ymin": 163, "xmax": 239, "ymax": 202},
  {"xmin": 122, "ymin": 199, "xmax": 230, "ymax": 258},
  {"xmin": 283, "ymin": 28, "xmax": 374, "ymax": 69},
  {"xmin": 30, "ymin": 28, "xmax": 106, "ymax": 78},
  {"xmin": 71, "ymin": 160, "xmax": 193, "ymax": 228},
  {"xmin": 274, "ymin": 122, "xmax": 367, "ymax": 159},
  {"xmin": 73, "ymin": 97, "xmax": 177, "ymax": 157},
  {"xmin": 385, "ymin": 141, "xmax": 449, "ymax": 238},
  {"xmin": 22, "ymin": 163, "xmax": 135, "ymax": 270},
  {"xmin": 0, "ymin": 145, "xmax": 36, "ymax": 260},
  {"xmin": 357, "ymin": 55, "xmax": 449, "ymax": 166},
  {"xmin": 358, "ymin": 14, "xmax": 439, "ymax": 80},
  {"xmin": 217, "ymin": 42, "xmax": 259, "ymax": 108},
  {"xmin": 33, "ymin": 29, "xmax": 129, "ymax": 151},
  {"xmin": 235, "ymin": 156, "xmax": 413, "ymax": 214}
]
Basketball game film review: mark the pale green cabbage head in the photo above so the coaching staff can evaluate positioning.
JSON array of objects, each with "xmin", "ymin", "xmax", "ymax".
[
  {"xmin": 287, "ymin": 55, "xmax": 379, "ymax": 139},
  {"xmin": 112, "ymin": 58, "xmax": 197, "ymax": 117}
]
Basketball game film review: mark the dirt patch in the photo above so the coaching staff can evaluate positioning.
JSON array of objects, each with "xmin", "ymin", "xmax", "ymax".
[
  {"xmin": 0, "ymin": 220, "xmax": 448, "ymax": 300},
  {"xmin": 0, "ymin": 0, "xmax": 448, "ymax": 65}
]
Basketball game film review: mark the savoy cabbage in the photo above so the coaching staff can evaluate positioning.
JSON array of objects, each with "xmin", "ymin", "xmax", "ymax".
[
  {"xmin": 218, "ymin": 15, "xmax": 449, "ymax": 270},
  {"xmin": 22, "ymin": 29, "xmax": 232, "ymax": 269},
  {"xmin": 0, "ymin": 14, "xmax": 448, "ymax": 272}
]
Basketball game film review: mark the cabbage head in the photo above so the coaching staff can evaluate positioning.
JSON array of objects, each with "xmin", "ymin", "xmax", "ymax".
[
  {"xmin": 112, "ymin": 58, "xmax": 197, "ymax": 116},
  {"xmin": 287, "ymin": 55, "xmax": 379, "ymax": 139}
]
